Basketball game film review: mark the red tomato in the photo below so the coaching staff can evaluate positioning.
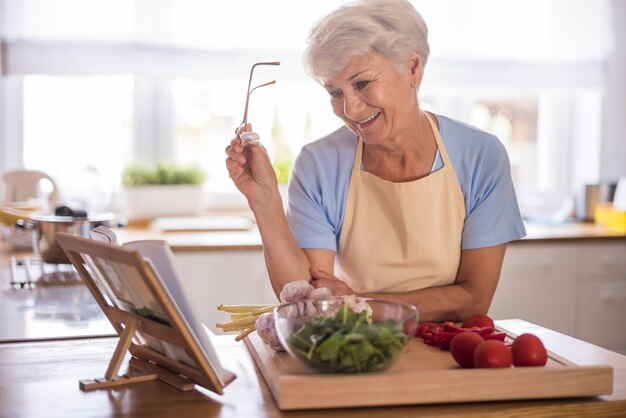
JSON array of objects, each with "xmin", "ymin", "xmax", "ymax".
[
  {"xmin": 450, "ymin": 331, "xmax": 484, "ymax": 368},
  {"xmin": 473, "ymin": 340, "xmax": 512, "ymax": 368},
  {"xmin": 462, "ymin": 314, "xmax": 495, "ymax": 329},
  {"xmin": 511, "ymin": 333, "xmax": 548, "ymax": 367}
]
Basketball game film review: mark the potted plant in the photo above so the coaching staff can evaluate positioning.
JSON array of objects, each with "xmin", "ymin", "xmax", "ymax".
[{"xmin": 121, "ymin": 163, "xmax": 206, "ymax": 219}]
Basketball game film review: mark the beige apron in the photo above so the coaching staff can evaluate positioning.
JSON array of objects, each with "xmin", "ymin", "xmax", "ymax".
[{"xmin": 337, "ymin": 113, "xmax": 465, "ymax": 293}]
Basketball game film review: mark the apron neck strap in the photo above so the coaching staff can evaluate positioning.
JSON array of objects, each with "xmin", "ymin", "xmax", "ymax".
[
  {"xmin": 424, "ymin": 112, "xmax": 452, "ymax": 166},
  {"xmin": 354, "ymin": 137, "xmax": 364, "ymax": 170},
  {"xmin": 352, "ymin": 112, "xmax": 450, "ymax": 171}
]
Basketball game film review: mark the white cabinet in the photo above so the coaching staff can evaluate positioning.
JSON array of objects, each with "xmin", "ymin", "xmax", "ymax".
[
  {"xmin": 577, "ymin": 242, "xmax": 626, "ymax": 354},
  {"xmin": 489, "ymin": 244, "xmax": 578, "ymax": 336},
  {"xmin": 171, "ymin": 250, "xmax": 277, "ymax": 334},
  {"xmin": 579, "ymin": 242, "xmax": 626, "ymax": 276},
  {"xmin": 578, "ymin": 280, "xmax": 626, "ymax": 352},
  {"xmin": 490, "ymin": 240, "xmax": 626, "ymax": 355}
]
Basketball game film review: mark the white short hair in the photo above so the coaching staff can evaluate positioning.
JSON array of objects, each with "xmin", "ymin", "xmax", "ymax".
[{"xmin": 303, "ymin": 0, "xmax": 430, "ymax": 82}]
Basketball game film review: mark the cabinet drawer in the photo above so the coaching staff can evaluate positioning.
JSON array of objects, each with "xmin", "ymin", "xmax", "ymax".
[
  {"xmin": 578, "ymin": 279, "xmax": 626, "ymax": 347},
  {"xmin": 579, "ymin": 242, "xmax": 626, "ymax": 276}
]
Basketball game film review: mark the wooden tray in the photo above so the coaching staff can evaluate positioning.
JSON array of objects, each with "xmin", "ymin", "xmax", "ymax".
[{"xmin": 244, "ymin": 328, "xmax": 613, "ymax": 410}]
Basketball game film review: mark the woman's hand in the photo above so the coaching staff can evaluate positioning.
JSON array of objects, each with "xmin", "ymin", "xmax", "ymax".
[
  {"xmin": 310, "ymin": 267, "xmax": 357, "ymax": 297},
  {"xmin": 225, "ymin": 125, "xmax": 279, "ymax": 207}
]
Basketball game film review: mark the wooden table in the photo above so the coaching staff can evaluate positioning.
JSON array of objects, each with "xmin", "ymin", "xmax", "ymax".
[{"xmin": 1, "ymin": 320, "xmax": 625, "ymax": 418}]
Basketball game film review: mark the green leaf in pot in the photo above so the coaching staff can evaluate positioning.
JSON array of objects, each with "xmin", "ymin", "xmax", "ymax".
[{"xmin": 122, "ymin": 163, "xmax": 205, "ymax": 186}]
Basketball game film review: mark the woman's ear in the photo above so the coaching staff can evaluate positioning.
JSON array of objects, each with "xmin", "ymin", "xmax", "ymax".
[{"xmin": 408, "ymin": 50, "xmax": 423, "ymax": 88}]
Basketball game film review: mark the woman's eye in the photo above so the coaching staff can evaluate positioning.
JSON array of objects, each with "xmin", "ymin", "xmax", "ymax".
[
  {"xmin": 354, "ymin": 80, "xmax": 370, "ymax": 90},
  {"xmin": 328, "ymin": 90, "xmax": 343, "ymax": 99}
]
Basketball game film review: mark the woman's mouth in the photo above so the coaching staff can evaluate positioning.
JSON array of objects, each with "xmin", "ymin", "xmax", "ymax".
[{"xmin": 356, "ymin": 112, "xmax": 381, "ymax": 127}]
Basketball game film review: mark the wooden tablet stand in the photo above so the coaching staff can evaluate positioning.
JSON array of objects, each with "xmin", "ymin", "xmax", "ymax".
[
  {"xmin": 79, "ymin": 316, "xmax": 149, "ymax": 390},
  {"xmin": 56, "ymin": 232, "xmax": 236, "ymax": 394},
  {"xmin": 78, "ymin": 312, "xmax": 199, "ymax": 391}
]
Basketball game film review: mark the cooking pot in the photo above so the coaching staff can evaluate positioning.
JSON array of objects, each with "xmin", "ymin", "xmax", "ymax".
[{"xmin": 17, "ymin": 212, "xmax": 120, "ymax": 264}]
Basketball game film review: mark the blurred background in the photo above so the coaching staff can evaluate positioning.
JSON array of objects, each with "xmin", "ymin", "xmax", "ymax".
[{"xmin": 0, "ymin": 0, "xmax": 624, "ymax": 220}]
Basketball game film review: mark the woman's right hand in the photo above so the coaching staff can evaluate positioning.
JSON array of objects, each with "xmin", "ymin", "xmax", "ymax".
[{"xmin": 225, "ymin": 125, "xmax": 280, "ymax": 208}]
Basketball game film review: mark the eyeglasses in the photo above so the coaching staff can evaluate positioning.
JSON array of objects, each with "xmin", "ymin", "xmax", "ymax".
[{"xmin": 236, "ymin": 61, "xmax": 281, "ymax": 137}]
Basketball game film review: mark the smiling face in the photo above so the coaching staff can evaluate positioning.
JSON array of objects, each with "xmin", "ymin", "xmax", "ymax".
[{"xmin": 323, "ymin": 51, "xmax": 422, "ymax": 146}]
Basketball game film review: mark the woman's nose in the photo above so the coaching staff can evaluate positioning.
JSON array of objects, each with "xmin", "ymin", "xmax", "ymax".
[{"xmin": 343, "ymin": 93, "xmax": 366, "ymax": 120}]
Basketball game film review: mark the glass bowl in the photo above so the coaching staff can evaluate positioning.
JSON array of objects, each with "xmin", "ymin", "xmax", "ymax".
[{"xmin": 274, "ymin": 296, "xmax": 418, "ymax": 374}]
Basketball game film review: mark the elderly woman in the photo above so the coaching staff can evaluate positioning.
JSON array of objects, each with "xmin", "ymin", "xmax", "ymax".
[{"xmin": 225, "ymin": 0, "xmax": 525, "ymax": 322}]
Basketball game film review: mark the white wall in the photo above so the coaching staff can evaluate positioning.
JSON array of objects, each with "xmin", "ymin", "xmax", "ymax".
[{"xmin": 601, "ymin": 0, "xmax": 626, "ymax": 181}]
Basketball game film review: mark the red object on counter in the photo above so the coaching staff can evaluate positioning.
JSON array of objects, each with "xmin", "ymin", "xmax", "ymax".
[
  {"xmin": 416, "ymin": 320, "xmax": 505, "ymax": 351},
  {"xmin": 511, "ymin": 333, "xmax": 548, "ymax": 367},
  {"xmin": 473, "ymin": 340, "xmax": 513, "ymax": 368},
  {"xmin": 462, "ymin": 314, "xmax": 495, "ymax": 329},
  {"xmin": 450, "ymin": 331, "xmax": 485, "ymax": 368}
]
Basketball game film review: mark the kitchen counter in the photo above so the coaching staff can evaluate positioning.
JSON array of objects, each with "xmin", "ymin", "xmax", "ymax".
[
  {"xmin": 3, "ymin": 217, "xmax": 623, "ymax": 255},
  {"xmin": 114, "ymin": 224, "xmax": 264, "ymax": 252},
  {"xmin": 0, "ymin": 247, "xmax": 115, "ymax": 342},
  {"xmin": 1, "ymin": 220, "xmax": 624, "ymax": 343},
  {"xmin": 518, "ymin": 221, "xmax": 626, "ymax": 243},
  {"xmin": 0, "ymin": 319, "xmax": 625, "ymax": 417},
  {"xmin": 113, "ymin": 219, "xmax": 626, "ymax": 252}
]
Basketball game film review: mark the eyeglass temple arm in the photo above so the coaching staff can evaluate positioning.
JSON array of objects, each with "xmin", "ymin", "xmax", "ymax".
[{"xmin": 241, "ymin": 61, "xmax": 281, "ymax": 128}]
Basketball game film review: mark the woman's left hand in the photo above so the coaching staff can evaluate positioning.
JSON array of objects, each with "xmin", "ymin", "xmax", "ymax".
[{"xmin": 310, "ymin": 267, "xmax": 357, "ymax": 296}]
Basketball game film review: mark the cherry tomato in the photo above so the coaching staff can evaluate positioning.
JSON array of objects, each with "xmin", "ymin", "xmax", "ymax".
[
  {"xmin": 473, "ymin": 340, "xmax": 512, "ymax": 368},
  {"xmin": 511, "ymin": 333, "xmax": 548, "ymax": 367},
  {"xmin": 462, "ymin": 314, "xmax": 495, "ymax": 329},
  {"xmin": 450, "ymin": 331, "xmax": 484, "ymax": 368}
]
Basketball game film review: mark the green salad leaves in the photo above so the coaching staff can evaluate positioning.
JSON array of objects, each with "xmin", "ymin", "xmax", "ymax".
[{"xmin": 287, "ymin": 304, "xmax": 408, "ymax": 373}]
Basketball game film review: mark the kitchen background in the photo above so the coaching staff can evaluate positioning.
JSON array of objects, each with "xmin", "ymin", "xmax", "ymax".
[
  {"xmin": 1, "ymin": 0, "xmax": 624, "ymax": 216},
  {"xmin": 0, "ymin": 1, "xmax": 625, "ymax": 353}
]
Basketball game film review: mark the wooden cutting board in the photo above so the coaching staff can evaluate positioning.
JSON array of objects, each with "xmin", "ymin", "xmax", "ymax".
[{"xmin": 244, "ymin": 328, "xmax": 613, "ymax": 410}]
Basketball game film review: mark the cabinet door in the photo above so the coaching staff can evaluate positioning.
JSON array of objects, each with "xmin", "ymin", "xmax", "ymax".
[
  {"xmin": 489, "ymin": 244, "xmax": 578, "ymax": 336},
  {"xmin": 578, "ymin": 279, "xmax": 626, "ymax": 353},
  {"xmin": 577, "ymin": 241, "xmax": 626, "ymax": 354},
  {"xmin": 172, "ymin": 251, "xmax": 277, "ymax": 333}
]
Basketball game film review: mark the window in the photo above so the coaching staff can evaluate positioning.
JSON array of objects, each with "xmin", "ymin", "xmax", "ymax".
[
  {"xmin": 23, "ymin": 75, "xmax": 134, "ymax": 185},
  {"xmin": 172, "ymin": 76, "xmax": 339, "ymax": 192},
  {"xmin": 471, "ymin": 97, "xmax": 539, "ymax": 192},
  {"xmin": 1, "ymin": 0, "xmax": 620, "ymax": 217},
  {"xmin": 18, "ymin": 74, "xmax": 134, "ymax": 210}
]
